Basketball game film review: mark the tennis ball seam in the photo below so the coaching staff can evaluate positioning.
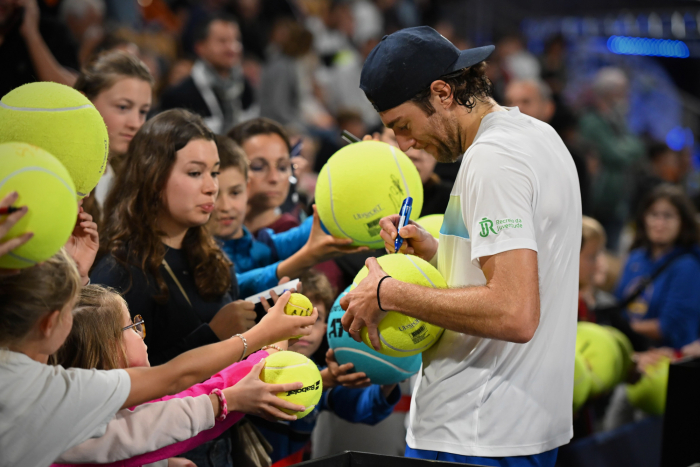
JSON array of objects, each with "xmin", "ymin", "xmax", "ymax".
[
  {"xmin": 5, "ymin": 251, "xmax": 36, "ymax": 265},
  {"xmin": 334, "ymin": 347, "xmax": 420, "ymax": 374},
  {"xmin": 0, "ymin": 102, "xmax": 93, "ymax": 112},
  {"xmin": 379, "ymin": 332, "xmax": 436, "ymax": 353},
  {"xmin": 406, "ymin": 255, "xmax": 437, "ymax": 287},
  {"xmin": 0, "ymin": 166, "xmax": 76, "ymax": 194},
  {"xmin": 327, "ymin": 165, "xmax": 361, "ymax": 243}
]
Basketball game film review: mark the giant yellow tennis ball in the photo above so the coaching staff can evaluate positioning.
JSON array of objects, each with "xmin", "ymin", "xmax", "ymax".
[
  {"xmin": 0, "ymin": 82, "xmax": 109, "ymax": 198},
  {"xmin": 576, "ymin": 322, "xmax": 623, "ymax": 397},
  {"xmin": 0, "ymin": 142, "xmax": 77, "ymax": 269},
  {"xmin": 604, "ymin": 325, "xmax": 634, "ymax": 382},
  {"xmin": 416, "ymin": 214, "xmax": 444, "ymax": 239},
  {"xmin": 352, "ymin": 253, "xmax": 446, "ymax": 357},
  {"xmin": 315, "ymin": 141, "xmax": 423, "ymax": 248},
  {"xmin": 285, "ymin": 293, "xmax": 313, "ymax": 316},
  {"xmin": 626, "ymin": 357, "xmax": 670, "ymax": 416},
  {"xmin": 573, "ymin": 351, "xmax": 592, "ymax": 412},
  {"xmin": 260, "ymin": 351, "xmax": 323, "ymax": 419}
]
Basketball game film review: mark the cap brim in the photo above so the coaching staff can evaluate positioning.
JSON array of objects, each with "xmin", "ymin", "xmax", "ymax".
[{"xmin": 449, "ymin": 45, "xmax": 496, "ymax": 72}]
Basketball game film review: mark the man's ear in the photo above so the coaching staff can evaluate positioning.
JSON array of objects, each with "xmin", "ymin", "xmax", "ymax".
[
  {"xmin": 39, "ymin": 310, "xmax": 62, "ymax": 339},
  {"xmin": 430, "ymin": 80, "xmax": 454, "ymax": 109}
]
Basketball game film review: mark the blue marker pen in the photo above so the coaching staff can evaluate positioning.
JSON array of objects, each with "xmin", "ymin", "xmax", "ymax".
[{"xmin": 394, "ymin": 197, "xmax": 413, "ymax": 253}]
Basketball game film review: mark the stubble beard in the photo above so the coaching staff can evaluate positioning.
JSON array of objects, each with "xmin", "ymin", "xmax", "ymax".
[{"xmin": 428, "ymin": 112, "xmax": 462, "ymax": 163}]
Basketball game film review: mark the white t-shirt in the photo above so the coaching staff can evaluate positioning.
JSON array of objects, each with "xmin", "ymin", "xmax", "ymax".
[
  {"xmin": 406, "ymin": 107, "xmax": 581, "ymax": 457},
  {"xmin": 0, "ymin": 350, "xmax": 131, "ymax": 467}
]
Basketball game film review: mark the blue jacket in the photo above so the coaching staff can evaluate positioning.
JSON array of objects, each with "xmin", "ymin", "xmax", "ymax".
[
  {"xmin": 251, "ymin": 381, "xmax": 400, "ymax": 464},
  {"xmin": 615, "ymin": 246, "xmax": 700, "ymax": 348},
  {"xmin": 220, "ymin": 217, "xmax": 312, "ymax": 297}
]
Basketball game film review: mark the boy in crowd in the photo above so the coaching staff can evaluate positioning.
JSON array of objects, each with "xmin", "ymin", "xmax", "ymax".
[{"xmin": 207, "ymin": 135, "xmax": 364, "ymax": 297}]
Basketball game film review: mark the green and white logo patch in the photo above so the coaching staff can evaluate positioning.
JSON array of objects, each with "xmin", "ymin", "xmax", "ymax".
[{"xmin": 479, "ymin": 217, "xmax": 523, "ymax": 237}]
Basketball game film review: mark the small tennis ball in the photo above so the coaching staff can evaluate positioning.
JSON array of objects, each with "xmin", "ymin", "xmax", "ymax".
[
  {"xmin": 327, "ymin": 286, "xmax": 422, "ymax": 385},
  {"xmin": 0, "ymin": 82, "xmax": 109, "ymax": 198},
  {"xmin": 573, "ymin": 351, "xmax": 592, "ymax": 412},
  {"xmin": 626, "ymin": 357, "xmax": 670, "ymax": 416},
  {"xmin": 260, "ymin": 351, "xmax": 323, "ymax": 419},
  {"xmin": 416, "ymin": 214, "xmax": 444, "ymax": 239},
  {"xmin": 576, "ymin": 322, "xmax": 623, "ymax": 397},
  {"xmin": 315, "ymin": 141, "xmax": 423, "ymax": 248},
  {"xmin": 352, "ymin": 253, "xmax": 446, "ymax": 357},
  {"xmin": 0, "ymin": 142, "xmax": 77, "ymax": 269},
  {"xmin": 285, "ymin": 293, "xmax": 313, "ymax": 316}
]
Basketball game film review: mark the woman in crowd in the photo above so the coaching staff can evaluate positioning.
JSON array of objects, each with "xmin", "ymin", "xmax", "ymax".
[
  {"xmin": 74, "ymin": 50, "xmax": 154, "ymax": 219},
  {"xmin": 615, "ymin": 184, "xmax": 700, "ymax": 349}
]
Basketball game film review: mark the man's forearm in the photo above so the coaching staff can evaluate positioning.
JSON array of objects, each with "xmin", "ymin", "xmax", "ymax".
[
  {"xmin": 23, "ymin": 29, "xmax": 77, "ymax": 86},
  {"xmin": 380, "ymin": 276, "xmax": 538, "ymax": 344}
]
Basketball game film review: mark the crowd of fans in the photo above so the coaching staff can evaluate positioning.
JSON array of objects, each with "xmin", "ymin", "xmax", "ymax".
[{"xmin": 2, "ymin": 0, "xmax": 700, "ymax": 465}]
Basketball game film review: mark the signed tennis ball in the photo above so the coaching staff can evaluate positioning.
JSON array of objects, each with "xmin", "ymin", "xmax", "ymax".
[
  {"xmin": 573, "ymin": 351, "xmax": 592, "ymax": 411},
  {"xmin": 284, "ymin": 293, "xmax": 313, "ymax": 316},
  {"xmin": 260, "ymin": 351, "xmax": 322, "ymax": 419},
  {"xmin": 576, "ymin": 322, "xmax": 623, "ymax": 396},
  {"xmin": 626, "ymin": 357, "xmax": 670, "ymax": 416},
  {"xmin": 415, "ymin": 214, "xmax": 444, "ymax": 239}
]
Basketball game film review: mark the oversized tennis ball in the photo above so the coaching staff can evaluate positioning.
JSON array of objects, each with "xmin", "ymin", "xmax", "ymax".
[
  {"xmin": 604, "ymin": 325, "xmax": 634, "ymax": 381},
  {"xmin": 0, "ymin": 82, "xmax": 109, "ymax": 198},
  {"xmin": 416, "ymin": 214, "xmax": 444, "ymax": 239},
  {"xmin": 260, "ymin": 351, "xmax": 322, "ymax": 419},
  {"xmin": 576, "ymin": 322, "xmax": 623, "ymax": 397},
  {"xmin": 573, "ymin": 351, "xmax": 592, "ymax": 412},
  {"xmin": 626, "ymin": 357, "xmax": 670, "ymax": 416},
  {"xmin": 315, "ymin": 141, "xmax": 423, "ymax": 248},
  {"xmin": 327, "ymin": 286, "xmax": 422, "ymax": 385},
  {"xmin": 0, "ymin": 142, "xmax": 77, "ymax": 269},
  {"xmin": 352, "ymin": 253, "xmax": 446, "ymax": 357},
  {"xmin": 285, "ymin": 293, "xmax": 313, "ymax": 316}
]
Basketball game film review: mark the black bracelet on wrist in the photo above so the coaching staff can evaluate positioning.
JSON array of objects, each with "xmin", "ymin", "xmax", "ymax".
[{"xmin": 377, "ymin": 275, "xmax": 392, "ymax": 312}]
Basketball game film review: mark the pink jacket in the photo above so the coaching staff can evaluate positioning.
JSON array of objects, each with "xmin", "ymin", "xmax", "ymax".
[{"xmin": 53, "ymin": 350, "xmax": 269, "ymax": 467}]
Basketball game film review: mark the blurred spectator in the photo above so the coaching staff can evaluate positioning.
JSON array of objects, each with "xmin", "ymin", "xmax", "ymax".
[
  {"xmin": 0, "ymin": 0, "xmax": 78, "ymax": 96},
  {"xmin": 505, "ymin": 78, "xmax": 590, "ymax": 215},
  {"xmin": 632, "ymin": 143, "xmax": 681, "ymax": 215},
  {"xmin": 159, "ymin": 14, "xmax": 254, "ymax": 134},
  {"xmin": 259, "ymin": 20, "xmax": 333, "ymax": 131},
  {"xmin": 380, "ymin": 127, "xmax": 451, "ymax": 217},
  {"xmin": 578, "ymin": 216, "xmax": 616, "ymax": 322},
  {"xmin": 540, "ymin": 34, "xmax": 567, "ymax": 98},
  {"xmin": 579, "ymin": 67, "xmax": 645, "ymax": 251},
  {"xmin": 615, "ymin": 185, "xmax": 700, "ymax": 349},
  {"xmin": 58, "ymin": 0, "xmax": 105, "ymax": 65},
  {"xmin": 228, "ymin": 0, "xmax": 295, "ymax": 61}
]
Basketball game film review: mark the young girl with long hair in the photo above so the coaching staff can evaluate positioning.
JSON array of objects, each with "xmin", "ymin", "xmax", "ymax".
[{"xmin": 52, "ymin": 284, "xmax": 305, "ymax": 467}]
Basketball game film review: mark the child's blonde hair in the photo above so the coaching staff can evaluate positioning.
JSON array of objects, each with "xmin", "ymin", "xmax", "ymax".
[
  {"xmin": 300, "ymin": 270, "xmax": 335, "ymax": 321},
  {"xmin": 582, "ymin": 216, "xmax": 607, "ymax": 250},
  {"xmin": 54, "ymin": 285, "xmax": 129, "ymax": 370},
  {"xmin": 0, "ymin": 249, "xmax": 81, "ymax": 347}
]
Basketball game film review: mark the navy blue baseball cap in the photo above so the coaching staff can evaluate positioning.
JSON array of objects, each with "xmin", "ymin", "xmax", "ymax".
[{"xmin": 360, "ymin": 26, "xmax": 495, "ymax": 112}]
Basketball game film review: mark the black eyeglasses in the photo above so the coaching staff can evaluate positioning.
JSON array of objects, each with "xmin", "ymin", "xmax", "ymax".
[{"xmin": 122, "ymin": 315, "xmax": 146, "ymax": 339}]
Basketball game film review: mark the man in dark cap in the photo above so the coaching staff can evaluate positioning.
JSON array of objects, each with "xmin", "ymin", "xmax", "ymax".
[{"xmin": 340, "ymin": 27, "xmax": 581, "ymax": 466}]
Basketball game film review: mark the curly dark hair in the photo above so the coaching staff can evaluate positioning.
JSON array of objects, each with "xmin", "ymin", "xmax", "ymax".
[
  {"xmin": 100, "ymin": 109, "xmax": 232, "ymax": 303},
  {"xmin": 410, "ymin": 61, "xmax": 494, "ymax": 116},
  {"xmin": 632, "ymin": 184, "xmax": 699, "ymax": 250}
]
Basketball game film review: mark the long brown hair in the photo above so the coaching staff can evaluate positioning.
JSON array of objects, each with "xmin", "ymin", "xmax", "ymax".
[
  {"xmin": 632, "ymin": 184, "xmax": 700, "ymax": 250},
  {"xmin": 54, "ymin": 285, "xmax": 128, "ymax": 370},
  {"xmin": 100, "ymin": 109, "xmax": 232, "ymax": 302}
]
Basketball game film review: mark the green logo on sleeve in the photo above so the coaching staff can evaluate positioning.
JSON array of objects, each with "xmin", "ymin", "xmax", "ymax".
[
  {"xmin": 479, "ymin": 217, "xmax": 497, "ymax": 237},
  {"xmin": 479, "ymin": 217, "xmax": 524, "ymax": 237}
]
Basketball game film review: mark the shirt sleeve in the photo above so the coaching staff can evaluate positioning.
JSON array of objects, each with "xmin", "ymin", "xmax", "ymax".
[
  {"xmin": 236, "ymin": 263, "xmax": 281, "ymax": 298},
  {"xmin": 272, "ymin": 216, "xmax": 313, "ymax": 260},
  {"xmin": 54, "ymin": 395, "xmax": 214, "ymax": 464},
  {"xmin": 464, "ymin": 143, "xmax": 538, "ymax": 267},
  {"xmin": 322, "ymin": 384, "xmax": 400, "ymax": 425}
]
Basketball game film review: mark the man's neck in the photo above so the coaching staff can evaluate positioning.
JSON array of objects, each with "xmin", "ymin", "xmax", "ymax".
[
  {"xmin": 245, "ymin": 208, "xmax": 280, "ymax": 234},
  {"xmin": 202, "ymin": 59, "xmax": 231, "ymax": 80},
  {"xmin": 457, "ymin": 98, "xmax": 504, "ymax": 154},
  {"xmin": 158, "ymin": 215, "xmax": 189, "ymax": 250}
]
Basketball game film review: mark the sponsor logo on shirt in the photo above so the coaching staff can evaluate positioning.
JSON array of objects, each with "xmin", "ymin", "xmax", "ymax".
[{"xmin": 479, "ymin": 217, "xmax": 523, "ymax": 237}]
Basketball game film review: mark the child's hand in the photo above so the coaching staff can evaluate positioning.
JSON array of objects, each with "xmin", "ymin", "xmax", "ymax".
[
  {"xmin": 64, "ymin": 208, "xmax": 99, "ymax": 285},
  {"xmin": 258, "ymin": 278, "xmax": 302, "ymax": 312},
  {"xmin": 209, "ymin": 300, "xmax": 257, "ymax": 340},
  {"xmin": 0, "ymin": 192, "xmax": 32, "ymax": 276},
  {"xmin": 167, "ymin": 457, "xmax": 196, "ymax": 467},
  {"xmin": 323, "ymin": 349, "xmax": 371, "ymax": 389},
  {"xmin": 254, "ymin": 291, "xmax": 317, "ymax": 345},
  {"xmin": 380, "ymin": 384, "xmax": 397, "ymax": 399},
  {"xmin": 224, "ymin": 360, "xmax": 305, "ymax": 421},
  {"xmin": 301, "ymin": 205, "xmax": 368, "ymax": 263}
]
